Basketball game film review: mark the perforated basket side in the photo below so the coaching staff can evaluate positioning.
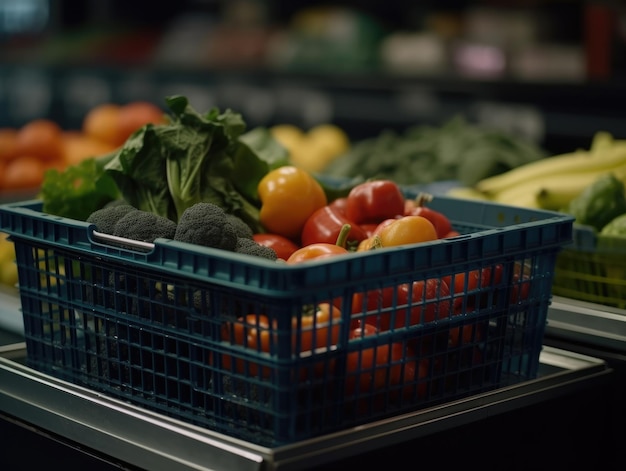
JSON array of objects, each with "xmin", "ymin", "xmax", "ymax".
[
  {"xmin": 552, "ymin": 225, "xmax": 626, "ymax": 309},
  {"xmin": 0, "ymin": 197, "xmax": 574, "ymax": 447}
]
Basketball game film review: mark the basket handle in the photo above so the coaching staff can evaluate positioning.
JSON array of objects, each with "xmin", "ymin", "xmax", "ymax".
[{"xmin": 91, "ymin": 230, "xmax": 156, "ymax": 252}]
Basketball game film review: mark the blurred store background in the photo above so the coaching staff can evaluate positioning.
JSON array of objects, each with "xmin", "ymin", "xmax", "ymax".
[
  {"xmin": 1, "ymin": 0, "xmax": 625, "ymax": 153},
  {"xmin": 1, "ymin": 5, "xmax": 626, "ymax": 469}
]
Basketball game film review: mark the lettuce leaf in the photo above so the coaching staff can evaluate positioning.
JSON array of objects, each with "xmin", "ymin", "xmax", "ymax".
[{"xmin": 40, "ymin": 153, "xmax": 120, "ymax": 221}]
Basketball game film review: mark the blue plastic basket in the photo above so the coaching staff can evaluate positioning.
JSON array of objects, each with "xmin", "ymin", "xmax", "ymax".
[{"xmin": 0, "ymin": 197, "xmax": 573, "ymax": 447}]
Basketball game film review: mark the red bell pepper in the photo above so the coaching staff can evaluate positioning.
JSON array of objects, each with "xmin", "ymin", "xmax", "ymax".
[
  {"xmin": 345, "ymin": 180, "xmax": 405, "ymax": 225},
  {"xmin": 301, "ymin": 204, "xmax": 368, "ymax": 247}
]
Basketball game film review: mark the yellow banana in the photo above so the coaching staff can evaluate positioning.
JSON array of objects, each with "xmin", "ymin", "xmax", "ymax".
[
  {"xmin": 476, "ymin": 144, "xmax": 626, "ymax": 195},
  {"xmin": 489, "ymin": 181, "xmax": 541, "ymax": 208},
  {"xmin": 490, "ymin": 166, "xmax": 626, "ymax": 209},
  {"xmin": 590, "ymin": 131, "xmax": 614, "ymax": 154},
  {"xmin": 590, "ymin": 131, "xmax": 626, "ymax": 154},
  {"xmin": 535, "ymin": 170, "xmax": 626, "ymax": 210},
  {"xmin": 536, "ymin": 182, "xmax": 590, "ymax": 211},
  {"xmin": 446, "ymin": 186, "xmax": 492, "ymax": 201}
]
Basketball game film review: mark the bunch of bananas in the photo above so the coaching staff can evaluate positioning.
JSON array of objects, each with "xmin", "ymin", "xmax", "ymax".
[
  {"xmin": 449, "ymin": 132, "xmax": 626, "ymax": 210},
  {"xmin": 269, "ymin": 123, "xmax": 351, "ymax": 174}
]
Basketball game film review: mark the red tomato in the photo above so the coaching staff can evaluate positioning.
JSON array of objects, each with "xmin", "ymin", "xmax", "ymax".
[
  {"xmin": 294, "ymin": 302, "xmax": 342, "ymax": 380},
  {"xmin": 445, "ymin": 265, "xmax": 505, "ymax": 313},
  {"xmin": 294, "ymin": 303, "xmax": 342, "ymax": 353},
  {"xmin": 404, "ymin": 193, "xmax": 452, "ymax": 239},
  {"xmin": 394, "ymin": 279, "xmax": 451, "ymax": 328},
  {"xmin": 345, "ymin": 180, "xmax": 405, "ymax": 225},
  {"xmin": 220, "ymin": 313, "xmax": 274, "ymax": 378},
  {"xmin": 252, "ymin": 233, "xmax": 300, "ymax": 260},
  {"xmin": 481, "ymin": 262, "xmax": 529, "ymax": 305},
  {"xmin": 345, "ymin": 324, "xmax": 403, "ymax": 395},
  {"xmin": 353, "ymin": 278, "xmax": 451, "ymax": 331},
  {"xmin": 443, "ymin": 269, "xmax": 481, "ymax": 312},
  {"xmin": 220, "ymin": 304, "xmax": 343, "ymax": 381},
  {"xmin": 448, "ymin": 321, "xmax": 486, "ymax": 347},
  {"xmin": 444, "ymin": 269, "xmax": 481, "ymax": 296},
  {"xmin": 300, "ymin": 205, "xmax": 368, "ymax": 248}
]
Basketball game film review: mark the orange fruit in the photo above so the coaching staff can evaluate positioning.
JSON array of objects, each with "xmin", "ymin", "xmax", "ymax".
[
  {"xmin": 117, "ymin": 101, "xmax": 167, "ymax": 143},
  {"xmin": 0, "ymin": 127, "xmax": 19, "ymax": 163},
  {"xmin": 61, "ymin": 131, "xmax": 117, "ymax": 166},
  {"xmin": 0, "ymin": 155, "xmax": 46, "ymax": 191},
  {"xmin": 82, "ymin": 103, "xmax": 124, "ymax": 147},
  {"xmin": 14, "ymin": 119, "xmax": 64, "ymax": 162},
  {"xmin": 378, "ymin": 215, "xmax": 438, "ymax": 247}
]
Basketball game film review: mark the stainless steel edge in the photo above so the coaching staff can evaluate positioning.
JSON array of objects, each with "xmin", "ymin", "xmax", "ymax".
[
  {"xmin": 268, "ymin": 347, "xmax": 609, "ymax": 470},
  {"xmin": 547, "ymin": 296, "xmax": 626, "ymax": 351},
  {"xmin": 0, "ymin": 285, "xmax": 23, "ymax": 335},
  {"xmin": 0, "ymin": 350, "xmax": 269, "ymax": 471},
  {"xmin": 0, "ymin": 343, "xmax": 611, "ymax": 471}
]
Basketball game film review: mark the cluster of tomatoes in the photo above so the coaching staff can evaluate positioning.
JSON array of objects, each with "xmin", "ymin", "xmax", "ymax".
[
  {"xmin": 224, "ymin": 169, "xmax": 532, "ymax": 404},
  {"xmin": 0, "ymin": 101, "xmax": 166, "ymax": 193}
]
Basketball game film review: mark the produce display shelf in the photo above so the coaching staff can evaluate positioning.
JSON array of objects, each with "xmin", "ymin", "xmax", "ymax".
[{"xmin": 0, "ymin": 340, "xmax": 611, "ymax": 471}]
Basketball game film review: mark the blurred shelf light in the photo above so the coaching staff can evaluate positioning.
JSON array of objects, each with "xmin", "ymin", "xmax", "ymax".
[
  {"xmin": 0, "ymin": 0, "xmax": 49, "ymax": 35},
  {"xmin": 453, "ymin": 42, "xmax": 506, "ymax": 79}
]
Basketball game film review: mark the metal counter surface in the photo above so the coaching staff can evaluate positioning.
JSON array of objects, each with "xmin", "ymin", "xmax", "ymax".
[
  {"xmin": 0, "ymin": 339, "xmax": 611, "ymax": 471},
  {"xmin": 546, "ymin": 296, "xmax": 626, "ymax": 351},
  {"xmin": 0, "ymin": 284, "xmax": 23, "ymax": 335}
]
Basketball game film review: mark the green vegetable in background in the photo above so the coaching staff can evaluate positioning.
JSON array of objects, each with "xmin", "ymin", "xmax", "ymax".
[
  {"xmin": 321, "ymin": 116, "xmax": 546, "ymax": 186},
  {"xmin": 41, "ymin": 95, "xmax": 290, "ymax": 233},
  {"xmin": 565, "ymin": 173, "xmax": 626, "ymax": 232},
  {"xmin": 597, "ymin": 212, "xmax": 626, "ymax": 305},
  {"xmin": 600, "ymin": 213, "xmax": 626, "ymax": 236}
]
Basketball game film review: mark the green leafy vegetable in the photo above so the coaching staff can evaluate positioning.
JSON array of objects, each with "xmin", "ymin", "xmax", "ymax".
[
  {"xmin": 322, "ymin": 116, "xmax": 546, "ymax": 187},
  {"xmin": 40, "ymin": 153, "xmax": 120, "ymax": 221},
  {"xmin": 41, "ymin": 95, "xmax": 290, "ymax": 233}
]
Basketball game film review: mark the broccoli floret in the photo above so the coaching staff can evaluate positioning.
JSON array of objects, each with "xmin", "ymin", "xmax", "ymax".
[
  {"xmin": 113, "ymin": 209, "xmax": 178, "ymax": 243},
  {"xmin": 174, "ymin": 202, "xmax": 238, "ymax": 251},
  {"xmin": 86, "ymin": 204, "xmax": 137, "ymax": 234},
  {"xmin": 234, "ymin": 237, "xmax": 278, "ymax": 260},
  {"xmin": 104, "ymin": 199, "xmax": 132, "ymax": 209},
  {"xmin": 226, "ymin": 213, "xmax": 254, "ymax": 239}
]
